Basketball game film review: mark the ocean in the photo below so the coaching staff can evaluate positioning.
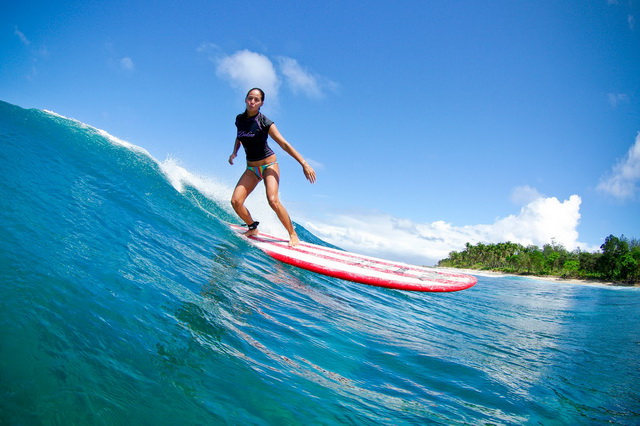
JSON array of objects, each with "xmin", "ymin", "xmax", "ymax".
[{"xmin": 1, "ymin": 100, "xmax": 639, "ymax": 425}]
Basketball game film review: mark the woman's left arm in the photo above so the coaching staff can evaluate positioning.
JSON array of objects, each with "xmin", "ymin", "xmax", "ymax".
[{"xmin": 269, "ymin": 124, "xmax": 316, "ymax": 184}]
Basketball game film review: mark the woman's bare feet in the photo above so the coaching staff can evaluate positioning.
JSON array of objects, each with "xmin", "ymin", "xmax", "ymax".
[
  {"xmin": 244, "ymin": 221, "xmax": 259, "ymax": 237},
  {"xmin": 289, "ymin": 233, "xmax": 300, "ymax": 247},
  {"xmin": 245, "ymin": 228, "xmax": 259, "ymax": 237}
]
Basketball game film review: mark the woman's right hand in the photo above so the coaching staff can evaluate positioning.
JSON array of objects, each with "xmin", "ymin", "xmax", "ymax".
[{"xmin": 228, "ymin": 153, "xmax": 236, "ymax": 165}]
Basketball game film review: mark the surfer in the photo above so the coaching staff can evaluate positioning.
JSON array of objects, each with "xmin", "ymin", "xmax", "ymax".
[{"xmin": 228, "ymin": 88, "xmax": 316, "ymax": 246}]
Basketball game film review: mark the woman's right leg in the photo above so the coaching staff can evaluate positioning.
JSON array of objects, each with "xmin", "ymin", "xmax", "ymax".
[{"xmin": 231, "ymin": 169, "xmax": 261, "ymax": 235}]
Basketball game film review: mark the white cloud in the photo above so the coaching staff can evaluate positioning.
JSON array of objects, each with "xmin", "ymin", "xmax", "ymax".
[
  {"xmin": 305, "ymin": 157, "xmax": 325, "ymax": 171},
  {"xmin": 597, "ymin": 132, "xmax": 640, "ymax": 200},
  {"xmin": 216, "ymin": 50, "xmax": 281, "ymax": 101},
  {"xmin": 278, "ymin": 57, "xmax": 324, "ymax": 98},
  {"xmin": 608, "ymin": 92, "xmax": 629, "ymax": 107},
  {"xmin": 120, "ymin": 57, "xmax": 135, "ymax": 71},
  {"xmin": 14, "ymin": 27, "xmax": 49, "ymax": 80},
  {"xmin": 14, "ymin": 26, "xmax": 31, "ymax": 46},
  {"xmin": 511, "ymin": 185, "xmax": 544, "ymax": 206},
  {"xmin": 105, "ymin": 43, "xmax": 134, "ymax": 73},
  {"xmin": 210, "ymin": 49, "xmax": 336, "ymax": 101},
  {"xmin": 197, "ymin": 42, "xmax": 219, "ymax": 57},
  {"xmin": 490, "ymin": 195, "xmax": 582, "ymax": 249},
  {"xmin": 607, "ymin": 1, "xmax": 635, "ymax": 31},
  {"xmin": 305, "ymin": 194, "xmax": 585, "ymax": 266}
]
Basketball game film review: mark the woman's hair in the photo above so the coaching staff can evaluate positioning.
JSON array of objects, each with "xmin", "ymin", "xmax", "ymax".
[{"xmin": 246, "ymin": 87, "xmax": 265, "ymax": 102}]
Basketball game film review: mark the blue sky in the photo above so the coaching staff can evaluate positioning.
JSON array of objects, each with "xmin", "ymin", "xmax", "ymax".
[{"xmin": 2, "ymin": 0, "xmax": 639, "ymax": 265}]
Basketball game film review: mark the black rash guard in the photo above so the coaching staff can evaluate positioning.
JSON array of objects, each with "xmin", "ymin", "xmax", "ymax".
[{"xmin": 235, "ymin": 112, "xmax": 275, "ymax": 162}]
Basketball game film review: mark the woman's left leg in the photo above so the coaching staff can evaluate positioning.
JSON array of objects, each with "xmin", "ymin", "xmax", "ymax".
[{"xmin": 263, "ymin": 164, "xmax": 300, "ymax": 246}]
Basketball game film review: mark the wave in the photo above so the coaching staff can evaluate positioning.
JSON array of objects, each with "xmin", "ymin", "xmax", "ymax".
[{"xmin": 1, "ymin": 100, "xmax": 639, "ymax": 424}]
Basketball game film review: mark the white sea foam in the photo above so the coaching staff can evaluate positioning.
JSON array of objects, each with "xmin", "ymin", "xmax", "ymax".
[
  {"xmin": 158, "ymin": 157, "xmax": 288, "ymax": 238},
  {"xmin": 43, "ymin": 109, "xmax": 152, "ymax": 157},
  {"xmin": 42, "ymin": 109, "xmax": 290, "ymax": 238}
]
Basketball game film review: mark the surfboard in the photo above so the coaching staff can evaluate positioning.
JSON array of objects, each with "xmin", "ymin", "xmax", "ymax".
[{"xmin": 229, "ymin": 224, "xmax": 477, "ymax": 292}]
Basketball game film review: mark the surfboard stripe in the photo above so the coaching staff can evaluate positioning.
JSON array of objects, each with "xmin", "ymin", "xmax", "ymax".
[{"xmin": 229, "ymin": 225, "xmax": 477, "ymax": 292}]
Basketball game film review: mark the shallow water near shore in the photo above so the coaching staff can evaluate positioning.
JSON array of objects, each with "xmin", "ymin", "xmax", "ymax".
[
  {"xmin": 439, "ymin": 266, "xmax": 640, "ymax": 288},
  {"xmin": 2, "ymin": 101, "xmax": 639, "ymax": 424}
]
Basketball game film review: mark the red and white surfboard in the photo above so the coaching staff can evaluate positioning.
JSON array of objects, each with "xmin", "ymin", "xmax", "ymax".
[{"xmin": 230, "ymin": 225, "xmax": 477, "ymax": 292}]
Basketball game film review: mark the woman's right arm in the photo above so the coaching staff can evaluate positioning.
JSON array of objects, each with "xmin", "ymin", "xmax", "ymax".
[{"xmin": 229, "ymin": 138, "xmax": 241, "ymax": 165}]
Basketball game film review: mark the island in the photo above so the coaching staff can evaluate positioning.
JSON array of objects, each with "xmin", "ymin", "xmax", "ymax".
[{"xmin": 437, "ymin": 234, "xmax": 640, "ymax": 286}]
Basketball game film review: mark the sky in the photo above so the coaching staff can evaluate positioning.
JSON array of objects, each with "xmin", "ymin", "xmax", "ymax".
[{"xmin": 2, "ymin": 0, "xmax": 639, "ymax": 265}]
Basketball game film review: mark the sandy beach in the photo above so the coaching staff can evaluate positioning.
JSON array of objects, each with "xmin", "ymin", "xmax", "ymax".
[{"xmin": 436, "ymin": 267, "xmax": 640, "ymax": 288}]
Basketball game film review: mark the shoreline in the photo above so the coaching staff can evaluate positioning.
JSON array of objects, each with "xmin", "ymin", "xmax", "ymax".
[{"xmin": 437, "ymin": 267, "xmax": 640, "ymax": 288}]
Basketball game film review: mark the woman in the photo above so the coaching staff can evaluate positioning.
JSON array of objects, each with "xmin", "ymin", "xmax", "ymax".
[{"xmin": 228, "ymin": 88, "xmax": 316, "ymax": 246}]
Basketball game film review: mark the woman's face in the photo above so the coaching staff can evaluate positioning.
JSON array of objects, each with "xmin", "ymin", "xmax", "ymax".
[{"xmin": 245, "ymin": 90, "xmax": 264, "ymax": 115}]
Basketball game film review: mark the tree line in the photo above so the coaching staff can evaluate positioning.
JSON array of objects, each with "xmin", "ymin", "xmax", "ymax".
[{"xmin": 437, "ymin": 235, "xmax": 640, "ymax": 284}]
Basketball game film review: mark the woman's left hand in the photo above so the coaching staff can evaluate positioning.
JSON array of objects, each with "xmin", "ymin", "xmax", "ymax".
[{"xmin": 302, "ymin": 162, "xmax": 316, "ymax": 184}]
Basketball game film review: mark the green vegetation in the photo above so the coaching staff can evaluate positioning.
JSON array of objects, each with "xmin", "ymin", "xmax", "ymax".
[{"xmin": 437, "ymin": 235, "xmax": 640, "ymax": 285}]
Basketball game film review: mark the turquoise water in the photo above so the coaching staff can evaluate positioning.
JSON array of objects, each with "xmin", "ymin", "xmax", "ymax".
[{"xmin": 1, "ymin": 100, "xmax": 639, "ymax": 425}]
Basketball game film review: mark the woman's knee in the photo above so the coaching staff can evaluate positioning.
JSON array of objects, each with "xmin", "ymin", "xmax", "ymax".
[
  {"xmin": 231, "ymin": 196, "xmax": 243, "ymax": 210},
  {"xmin": 267, "ymin": 195, "xmax": 281, "ymax": 210}
]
